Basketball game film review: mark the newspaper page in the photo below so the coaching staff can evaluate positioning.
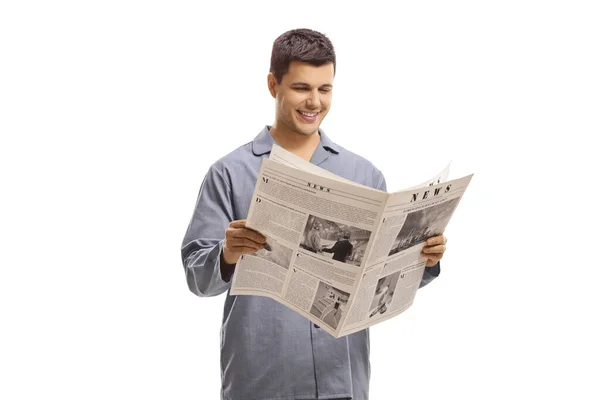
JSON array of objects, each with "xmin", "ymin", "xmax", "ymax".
[
  {"xmin": 230, "ymin": 146, "xmax": 473, "ymax": 338},
  {"xmin": 340, "ymin": 174, "xmax": 473, "ymax": 336}
]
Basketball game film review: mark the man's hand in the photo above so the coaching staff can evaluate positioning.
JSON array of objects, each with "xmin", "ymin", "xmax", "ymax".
[
  {"xmin": 421, "ymin": 234, "xmax": 447, "ymax": 267},
  {"xmin": 222, "ymin": 220, "xmax": 267, "ymax": 265}
]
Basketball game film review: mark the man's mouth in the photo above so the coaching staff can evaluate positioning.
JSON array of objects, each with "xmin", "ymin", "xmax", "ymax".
[{"xmin": 297, "ymin": 110, "xmax": 319, "ymax": 122}]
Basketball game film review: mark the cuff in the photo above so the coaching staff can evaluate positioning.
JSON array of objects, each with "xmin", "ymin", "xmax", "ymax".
[
  {"xmin": 219, "ymin": 242, "xmax": 236, "ymax": 283},
  {"xmin": 419, "ymin": 261, "xmax": 441, "ymax": 288}
]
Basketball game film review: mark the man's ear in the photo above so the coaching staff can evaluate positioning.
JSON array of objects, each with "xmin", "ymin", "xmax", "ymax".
[{"xmin": 267, "ymin": 73, "xmax": 278, "ymax": 98}]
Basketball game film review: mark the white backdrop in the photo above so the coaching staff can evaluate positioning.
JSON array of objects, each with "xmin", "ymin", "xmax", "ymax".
[{"xmin": 1, "ymin": 1, "xmax": 599, "ymax": 399}]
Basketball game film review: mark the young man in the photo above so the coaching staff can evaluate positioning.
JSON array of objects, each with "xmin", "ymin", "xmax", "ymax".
[{"xmin": 181, "ymin": 28, "xmax": 447, "ymax": 400}]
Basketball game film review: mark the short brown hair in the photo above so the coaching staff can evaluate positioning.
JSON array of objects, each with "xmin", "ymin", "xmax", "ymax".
[{"xmin": 270, "ymin": 28, "xmax": 336, "ymax": 83}]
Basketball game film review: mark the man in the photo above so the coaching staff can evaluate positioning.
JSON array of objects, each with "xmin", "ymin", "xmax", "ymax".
[
  {"xmin": 304, "ymin": 222, "xmax": 323, "ymax": 252},
  {"xmin": 181, "ymin": 28, "xmax": 447, "ymax": 400},
  {"xmin": 322, "ymin": 231, "xmax": 354, "ymax": 262}
]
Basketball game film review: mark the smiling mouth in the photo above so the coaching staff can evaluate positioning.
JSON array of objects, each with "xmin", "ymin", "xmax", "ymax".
[{"xmin": 297, "ymin": 110, "xmax": 319, "ymax": 118}]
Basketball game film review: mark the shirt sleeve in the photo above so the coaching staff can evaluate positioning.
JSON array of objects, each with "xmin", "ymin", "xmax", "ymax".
[
  {"xmin": 374, "ymin": 168, "xmax": 441, "ymax": 289},
  {"xmin": 181, "ymin": 165, "xmax": 234, "ymax": 297},
  {"xmin": 322, "ymin": 241, "xmax": 338, "ymax": 253},
  {"xmin": 419, "ymin": 261, "xmax": 441, "ymax": 288}
]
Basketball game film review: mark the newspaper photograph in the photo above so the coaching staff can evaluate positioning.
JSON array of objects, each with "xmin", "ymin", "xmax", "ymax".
[
  {"xmin": 300, "ymin": 214, "xmax": 371, "ymax": 266},
  {"xmin": 230, "ymin": 144, "xmax": 473, "ymax": 338},
  {"xmin": 389, "ymin": 197, "xmax": 461, "ymax": 256},
  {"xmin": 309, "ymin": 281, "xmax": 350, "ymax": 330}
]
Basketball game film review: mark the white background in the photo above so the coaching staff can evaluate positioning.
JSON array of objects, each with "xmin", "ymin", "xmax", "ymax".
[{"xmin": 1, "ymin": 1, "xmax": 599, "ymax": 399}]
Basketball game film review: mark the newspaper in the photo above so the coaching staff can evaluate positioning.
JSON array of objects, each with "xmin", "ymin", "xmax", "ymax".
[{"xmin": 230, "ymin": 144, "xmax": 473, "ymax": 338}]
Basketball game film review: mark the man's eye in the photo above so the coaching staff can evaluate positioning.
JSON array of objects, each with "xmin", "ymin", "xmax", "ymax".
[
  {"xmin": 295, "ymin": 87, "xmax": 309, "ymax": 91},
  {"xmin": 319, "ymin": 89, "xmax": 331, "ymax": 93}
]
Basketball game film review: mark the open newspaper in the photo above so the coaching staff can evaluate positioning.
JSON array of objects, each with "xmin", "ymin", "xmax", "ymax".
[{"xmin": 230, "ymin": 144, "xmax": 473, "ymax": 338}]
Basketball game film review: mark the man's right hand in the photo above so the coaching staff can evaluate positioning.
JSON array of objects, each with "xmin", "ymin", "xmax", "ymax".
[{"xmin": 222, "ymin": 220, "xmax": 267, "ymax": 265}]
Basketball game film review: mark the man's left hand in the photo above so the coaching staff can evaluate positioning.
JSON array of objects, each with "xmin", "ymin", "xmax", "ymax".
[{"xmin": 422, "ymin": 234, "xmax": 447, "ymax": 267}]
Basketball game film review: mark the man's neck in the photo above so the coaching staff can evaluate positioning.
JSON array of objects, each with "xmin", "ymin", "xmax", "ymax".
[{"xmin": 269, "ymin": 123, "xmax": 321, "ymax": 162}]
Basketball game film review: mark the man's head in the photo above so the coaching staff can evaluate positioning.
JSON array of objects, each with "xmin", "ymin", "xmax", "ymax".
[{"xmin": 267, "ymin": 29, "xmax": 336, "ymax": 136}]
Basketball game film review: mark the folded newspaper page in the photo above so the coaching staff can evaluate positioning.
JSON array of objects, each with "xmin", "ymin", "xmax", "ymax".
[{"xmin": 230, "ymin": 144, "xmax": 473, "ymax": 338}]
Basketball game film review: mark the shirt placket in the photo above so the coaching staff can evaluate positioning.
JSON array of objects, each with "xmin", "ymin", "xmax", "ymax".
[{"xmin": 310, "ymin": 322, "xmax": 353, "ymax": 398}]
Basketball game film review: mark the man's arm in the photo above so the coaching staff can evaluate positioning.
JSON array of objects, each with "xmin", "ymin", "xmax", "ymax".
[
  {"xmin": 181, "ymin": 165, "xmax": 234, "ymax": 297},
  {"xmin": 321, "ymin": 243, "xmax": 336, "ymax": 253}
]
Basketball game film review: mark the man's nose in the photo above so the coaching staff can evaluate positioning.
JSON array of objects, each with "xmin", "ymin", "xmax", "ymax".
[{"xmin": 306, "ymin": 90, "xmax": 321, "ymax": 109}]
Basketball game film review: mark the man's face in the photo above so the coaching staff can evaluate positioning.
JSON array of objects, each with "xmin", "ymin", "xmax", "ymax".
[{"xmin": 270, "ymin": 61, "xmax": 334, "ymax": 136}]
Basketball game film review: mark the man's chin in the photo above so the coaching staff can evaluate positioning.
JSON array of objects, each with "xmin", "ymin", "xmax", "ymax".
[{"xmin": 293, "ymin": 124, "xmax": 319, "ymax": 136}]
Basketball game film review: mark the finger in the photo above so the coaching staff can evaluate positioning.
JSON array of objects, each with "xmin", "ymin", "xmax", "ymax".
[
  {"xmin": 245, "ymin": 229, "xmax": 267, "ymax": 243},
  {"xmin": 234, "ymin": 246, "xmax": 264, "ymax": 256},
  {"xmin": 424, "ymin": 253, "xmax": 442, "ymax": 264},
  {"xmin": 224, "ymin": 246, "xmax": 261, "ymax": 261},
  {"xmin": 426, "ymin": 235, "xmax": 446, "ymax": 246},
  {"xmin": 229, "ymin": 220, "xmax": 247, "ymax": 228},
  {"xmin": 422, "ymin": 244, "xmax": 446, "ymax": 254},
  {"xmin": 227, "ymin": 237, "xmax": 265, "ymax": 250},
  {"xmin": 231, "ymin": 228, "xmax": 267, "ymax": 243},
  {"xmin": 234, "ymin": 247, "xmax": 258, "ymax": 257}
]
